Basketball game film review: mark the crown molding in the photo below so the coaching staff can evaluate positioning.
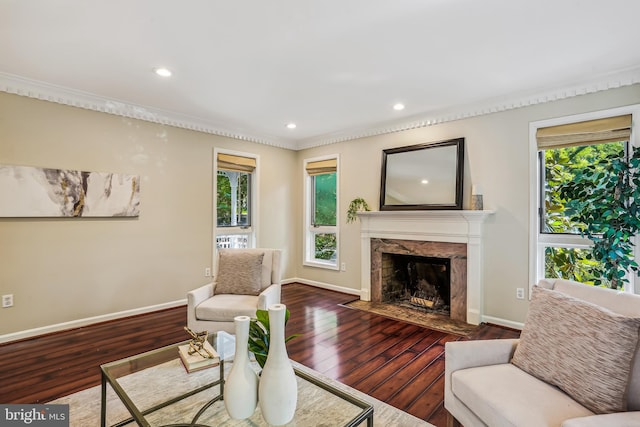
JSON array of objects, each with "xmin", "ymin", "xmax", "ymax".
[
  {"xmin": 295, "ymin": 66, "xmax": 640, "ymax": 150},
  {"xmin": 2, "ymin": 67, "xmax": 639, "ymax": 152},
  {"xmin": 0, "ymin": 72, "xmax": 297, "ymax": 150}
]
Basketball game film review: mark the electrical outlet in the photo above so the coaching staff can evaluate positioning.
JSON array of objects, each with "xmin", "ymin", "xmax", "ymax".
[
  {"xmin": 2, "ymin": 294, "xmax": 13, "ymax": 308},
  {"xmin": 204, "ymin": 268, "xmax": 212, "ymax": 277},
  {"xmin": 516, "ymin": 288, "xmax": 525, "ymax": 300},
  {"xmin": 340, "ymin": 262, "xmax": 346, "ymax": 272}
]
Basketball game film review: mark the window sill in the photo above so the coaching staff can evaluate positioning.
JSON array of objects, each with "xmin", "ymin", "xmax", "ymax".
[{"xmin": 303, "ymin": 260, "xmax": 339, "ymax": 271}]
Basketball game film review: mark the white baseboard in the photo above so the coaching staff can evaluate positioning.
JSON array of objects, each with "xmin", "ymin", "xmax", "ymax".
[
  {"xmin": 0, "ymin": 299, "xmax": 187, "ymax": 344},
  {"xmin": 282, "ymin": 277, "xmax": 361, "ymax": 296},
  {"xmin": 481, "ymin": 315, "xmax": 524, "ymax": 331}
]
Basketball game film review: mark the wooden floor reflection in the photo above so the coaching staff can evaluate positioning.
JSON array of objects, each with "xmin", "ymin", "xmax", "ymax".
[{"xmin": 282, "ymin": 283, "xmax": 519, "ymax": 427}]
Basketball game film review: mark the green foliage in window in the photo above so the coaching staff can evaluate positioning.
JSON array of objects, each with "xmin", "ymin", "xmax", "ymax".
[
  {"xmin": 557, "ymin": 146, "xmax": 640, "ymax": 289},
  {"xmin": 313, "ymin": 173, "xmax": 336, "ymax": 226},
  {"xmin": 543, "ymin": 143, "xmax": 625, "ymax": 285},
  {"xmin": 217, "ymin": 171, "xmax": 250, "ymax": 227},
  {"xmin": 544, "ymin": 247, "xmax": 605, "ymax": 286},
  {"xmin": 314, "ymin": 233, "xmax": 336, "ymax": 260}
]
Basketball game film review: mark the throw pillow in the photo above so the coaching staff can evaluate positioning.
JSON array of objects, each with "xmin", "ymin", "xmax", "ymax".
[
  {"xmin": 214, "ymin": 250, "xmax": 265, "ymax": 296},
  {"xmin": 511, "ymin": 286, "xmax": 640, "ymax": 414}
]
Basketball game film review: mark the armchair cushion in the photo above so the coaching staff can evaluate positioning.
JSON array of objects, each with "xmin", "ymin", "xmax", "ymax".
[
  {"xmin": 511, "ymin": 286, "xmax": 640, "ymax": 414},
  {"xmin": 195, "ymin": 293, "xmax": 260, "ymax": 321},
  {"xmin": 214, "ymin": 250, "xmax": 264, "ymax": 296}
]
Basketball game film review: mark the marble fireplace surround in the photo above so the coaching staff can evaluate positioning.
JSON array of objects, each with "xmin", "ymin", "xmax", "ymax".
[{"xmin": 358, "ymin": 210, "xmax": 493, "ymax": 325}]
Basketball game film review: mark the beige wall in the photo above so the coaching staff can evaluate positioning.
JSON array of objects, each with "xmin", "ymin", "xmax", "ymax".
[
  {"xmin": 0, "ymin": 93, "xmax": 297, "ymax": 335},
  {"xmin": 1, "ymin": 84, "xmax": 639, "ymax": 336},
  {"xmin": 295, "ymin": 85, "xmax": 640, "ymax": 325}
]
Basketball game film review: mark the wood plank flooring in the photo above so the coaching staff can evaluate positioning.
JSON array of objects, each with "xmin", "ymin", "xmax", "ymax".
[{"xmin": 0, "ymin": 283, "xmax": 519, "ymax": 426}]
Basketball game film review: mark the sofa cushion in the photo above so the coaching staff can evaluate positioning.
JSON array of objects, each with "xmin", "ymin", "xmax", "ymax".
[
  {"xmin": 451, "ymin": 363, "xmax": 593, "ymax": 427},
  {"xmin": 214, "ymin": 250, "xmax": 264, "ymax": 296},
  {"xmin": 561, "ymin": 411, "xmax": 640, "ymax": 427},
  {"xmin": 511, "ymin": 286, "xmax": 640, "ymax": 414},
  {"xmin": 539, "ymin": 278, "xmax": 640, "ymax": 411},
  {"xmin": 195, "ymin": 293, "xmax": 258, "ymax": 321}
]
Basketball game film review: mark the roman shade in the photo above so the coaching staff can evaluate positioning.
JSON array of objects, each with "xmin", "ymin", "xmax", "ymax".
[
  {"xmin": 536, "ymin": 114, "xmax": 632, "ymax": 149},
  {"xmin": 306, "ymin": 159, "xmax": 337, "ymax": 176},
  {"xmin": 218, "ymin": 153, "xmax": 256, "ymax": 173}
]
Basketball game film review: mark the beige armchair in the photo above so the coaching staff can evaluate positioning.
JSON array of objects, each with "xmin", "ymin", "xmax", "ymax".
[
  {"xmin": 187, "ymin": 248, "xmax": 282, "ymax": 335},
  {"xmin": 445, "ymin": 279, "xmax": 640, "ymax": 427}
]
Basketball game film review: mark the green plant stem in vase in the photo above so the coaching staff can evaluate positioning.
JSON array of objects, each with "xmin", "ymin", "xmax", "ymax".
[{"xmin": 248, "ymin": 308, "xmax": 299, "ymax": 368}]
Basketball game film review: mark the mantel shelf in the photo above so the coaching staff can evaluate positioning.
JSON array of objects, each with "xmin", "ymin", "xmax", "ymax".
[{"xmin": 357, "ymin": 210, "xmax": 494, "ymax": 221}]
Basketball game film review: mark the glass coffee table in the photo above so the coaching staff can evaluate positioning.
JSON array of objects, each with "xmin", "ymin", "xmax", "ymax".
[{"xmin": 100, "ymin": 335, "xmax": 373, "ymax": 426}]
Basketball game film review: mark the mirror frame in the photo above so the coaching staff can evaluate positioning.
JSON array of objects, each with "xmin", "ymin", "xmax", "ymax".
[{"xmin": 380, "ymin": 138, "xmax": 465, "ymax": 211}]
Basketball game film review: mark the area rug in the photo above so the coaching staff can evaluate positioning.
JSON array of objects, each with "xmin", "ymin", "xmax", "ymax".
[
  {"xmin": 49, "ymin": 359, "xmax": 433, "ymax": 426},
  {"xmin": 343, "ymin": 300, "xmax": 478, "ymax": 337}
]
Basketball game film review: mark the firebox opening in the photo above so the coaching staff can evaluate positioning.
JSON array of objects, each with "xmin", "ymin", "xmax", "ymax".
[{"xmin": 382, "ymin": 253, "xmax": 451, "ymax": 316}]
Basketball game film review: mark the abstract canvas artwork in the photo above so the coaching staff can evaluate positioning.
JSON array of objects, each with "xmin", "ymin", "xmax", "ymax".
[{"xmin": 0, "ymin": 165, "xmax": 140, "ymax": 217}]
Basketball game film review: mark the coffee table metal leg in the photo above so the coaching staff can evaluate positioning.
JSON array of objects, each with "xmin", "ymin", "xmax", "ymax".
[{"xmin": 100, "ymin": 372, "xmax": 107, "ymax": 427}]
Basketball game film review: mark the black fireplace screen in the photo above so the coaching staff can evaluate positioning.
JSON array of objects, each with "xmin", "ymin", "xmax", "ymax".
[{"xmin": 381, "ymin": 253, "xmax": 451, "ymax": 314}]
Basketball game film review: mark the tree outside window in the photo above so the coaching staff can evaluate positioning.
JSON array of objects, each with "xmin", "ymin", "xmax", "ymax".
[
  {"xmin": 312, "ymin": 172, "xmax": 337, "ymax": 261},
  {"xmin": 542, "ymin": 141, "xmax": 626, "ymax": 286},
  {"xmin": 536, "ymin": 112, "xmax": 635, "ymax": 290},
  {"xmin": 305, "ymin": 157, "xmax": 339, "ymax": 268}
]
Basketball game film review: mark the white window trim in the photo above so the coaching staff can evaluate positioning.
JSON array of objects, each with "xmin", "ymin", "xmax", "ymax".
[
  {"xmin": 303, "ymin": 154, "xmax": 340, "ymax": 270},
  {"xmin": 529, "ymin": 104, "xmax": 640, "ymax": 295},
  {"xmin": 213, "ymin": 148, "xmax": 259, "ymax": 259}
]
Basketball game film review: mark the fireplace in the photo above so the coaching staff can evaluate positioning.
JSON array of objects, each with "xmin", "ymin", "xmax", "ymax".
[
  {"xmin": 382, "ymin": 253, "xmax": 451, "ymax": 315},
  {"xmin": 358, "ymin": 210, "xmax": 493, "ymax": 325},
  {"xmin": 371, "ymin": 238, "xmax": 467, "ymax": 321}
]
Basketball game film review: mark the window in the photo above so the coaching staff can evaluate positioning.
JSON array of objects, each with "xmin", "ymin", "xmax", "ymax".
[
  {"xmin": 215, "ymin": 151, "xmax": 257, "ymax": 249},
  {"xmin": 531, "ymin": 110, "xmax": 637, "ymax": 292},
  {"xmin": 304, "ymin": 156, "xmax": 339, "ymax": 269}
]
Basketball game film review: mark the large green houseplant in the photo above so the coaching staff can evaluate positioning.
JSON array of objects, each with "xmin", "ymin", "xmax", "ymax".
[{"xmin": 558, "ymin": 147, "xmax": 640, "ymax": 289}]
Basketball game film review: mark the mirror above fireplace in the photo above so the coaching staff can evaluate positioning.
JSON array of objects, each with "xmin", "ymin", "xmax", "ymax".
[{"xmin": 380, "ymin": 137, "xmax": 464, "ymax": 210}]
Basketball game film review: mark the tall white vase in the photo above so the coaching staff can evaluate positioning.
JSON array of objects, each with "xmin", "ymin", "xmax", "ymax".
[
  {"xmin": 258, "ymin": 304, "xmax": 298, "ymax": 425},
  {"xmin": 224, "ymin": 315, "xmax": 258, "ymax": 419}
]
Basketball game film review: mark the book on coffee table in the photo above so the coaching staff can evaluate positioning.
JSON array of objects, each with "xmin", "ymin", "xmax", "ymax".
[{"xmin": 178, "ymin": 342, "xmax": 220, "ymax": 373}]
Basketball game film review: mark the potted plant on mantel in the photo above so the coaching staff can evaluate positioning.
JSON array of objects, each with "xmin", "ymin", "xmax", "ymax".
[
  {"xmin": 558, "ymin": 148, "xmax": 640, "ymax": 290},
  {"xmin": 346, "ymin": 197, "xmax": 371, "ymax": 223}
]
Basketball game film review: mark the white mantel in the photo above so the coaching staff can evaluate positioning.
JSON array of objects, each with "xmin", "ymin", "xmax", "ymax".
[{"xmin": 358, "ymin": 210, "xmax": 494, "ymax": 325}]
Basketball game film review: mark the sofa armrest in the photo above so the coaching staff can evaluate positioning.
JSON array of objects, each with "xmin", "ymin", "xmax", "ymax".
[
  {"xmin": 445, "ymin": 339, "xmax": 519, "ymax": 373},
  {"xmin": 444, "ymin": 338, "xmax": 520, "ymax": 425},
  {"xmin": 257, "ymin": 283, "xmax": 282, "ymax": 310},
  {"xmin": 561, "ymin": 411, "xmax": 640, "ymax": 427}
]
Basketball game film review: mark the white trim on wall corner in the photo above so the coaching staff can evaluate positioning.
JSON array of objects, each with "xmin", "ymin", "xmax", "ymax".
[
  {"xmin": 282, "ymin": 278, "xmax": 361, "ymax": 296},
  {"xmin": 2, "ymin": 67, "xmax": 639, "ymax": 151},
  {"xmin": 0, "ymin": 299, "xmax": 187, "ymax": 344},
  {"xmin": 481, "ymin": 315, "xmax": 524, "ymax": 331}
]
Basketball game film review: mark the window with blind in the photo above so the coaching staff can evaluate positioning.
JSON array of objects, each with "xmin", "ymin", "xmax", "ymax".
[
  {"xmin": 533, "ymin": 112, "xmax": 634, "ymax": 288},
  {"xmin": 215, "ymin": 151, "xmax": 257, "ymax": 249},
  {"xmin": 304, "ymin": 156, "xmax": 339, "ymax": 269}
]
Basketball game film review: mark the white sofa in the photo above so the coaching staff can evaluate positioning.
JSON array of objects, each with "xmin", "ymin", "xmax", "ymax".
[{"xmin": 445, "ymin": 279, "xmax": 640, "ymax": 427}]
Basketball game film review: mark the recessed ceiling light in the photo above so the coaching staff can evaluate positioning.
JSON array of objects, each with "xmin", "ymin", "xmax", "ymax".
[
  {"xmin": 421, "ymin": 179, "xmax": 429, "ymax": 184},
  {"xmin": 393, "ymin": 103, "xmax": 405, "ymax": 111},
  {"xmin": 154, "ymin": 67, "xmax": 172, "ymax": 77},
  {"xmin": 286, "ymin": 123, "xmax": 297, "ymax": 129}
]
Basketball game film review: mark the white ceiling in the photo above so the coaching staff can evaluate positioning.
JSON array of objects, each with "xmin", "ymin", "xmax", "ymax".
[{"xmin": 2, "ymin": 0, "xmax": 640, "ymax": 150}]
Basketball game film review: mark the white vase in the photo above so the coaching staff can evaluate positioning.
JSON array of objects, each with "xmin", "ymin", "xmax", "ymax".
[
  {"xmin": 258, "ymin": 303, "xmax": 298, "ymax": 425},
  {"xmin": 224, "ymin": 315, "xmax": 258, "ymax": 419}
]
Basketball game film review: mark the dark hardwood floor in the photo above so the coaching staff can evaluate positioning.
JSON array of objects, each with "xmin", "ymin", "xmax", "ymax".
[{"xmin": 0, "ymin": 283, "xmax": 519, "ymax": 426}]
